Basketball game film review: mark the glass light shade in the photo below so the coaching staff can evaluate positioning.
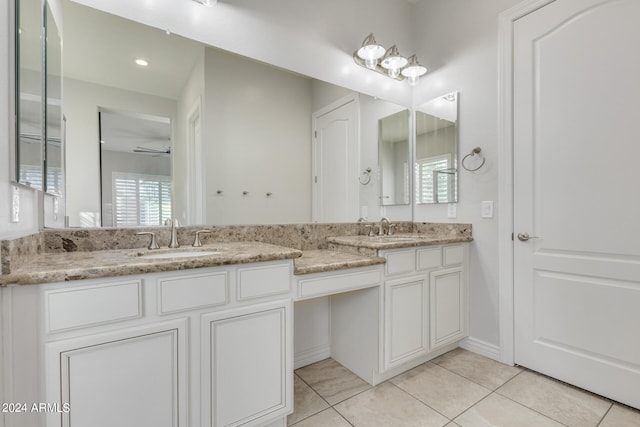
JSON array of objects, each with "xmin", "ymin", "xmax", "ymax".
[
  {"xmin": 380, "ymin": 45, "xmax": 408, "ymax": 78},
  {"xmin": 401, "ymin": 55, "xmax": 427, "ymax": 85},
  {"xmin": 356, "ymin": 34, "xmax": 386, "ymax": 69}
]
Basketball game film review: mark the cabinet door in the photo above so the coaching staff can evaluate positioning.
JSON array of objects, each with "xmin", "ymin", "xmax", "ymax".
[
  {"xmin": 202, "ymin": 299, "xmax": 292, "ymax": 427},
  {"xmin": 383, "ymin": 276, "xmax": 428, "ymax": 370},
  {"xmin": 430, "ymin": 266, "xmax": 467, "ymax": 350},
  {"xmin": 45, "ymin": 319, "xmax": 188, "ymax": 427}
]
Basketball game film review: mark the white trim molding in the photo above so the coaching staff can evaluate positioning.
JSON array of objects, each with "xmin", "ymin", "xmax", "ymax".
[
  {"xmin": 459, "ymin": 337, "xmax": 501, "ymax": 362},
  {"xmin": 497, "ymin": 0, "xmax": 556, "ymax": 366}
]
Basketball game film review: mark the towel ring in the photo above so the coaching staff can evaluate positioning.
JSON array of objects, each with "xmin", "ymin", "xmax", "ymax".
[
  {"xmin": 461, "ymin": 147, "xmax": 486, "ymax": 172},
  {"xmin": 359, "ymin": 167, "xmax": 372, "ymax": 185}
]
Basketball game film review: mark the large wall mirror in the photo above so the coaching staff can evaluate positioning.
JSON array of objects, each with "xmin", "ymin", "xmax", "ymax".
[
  {"xmin": 45, "ymin": 2, "xmax": 63, "ymax": 196},
  {"xmin": 36, "ymin": 0, "xmax": 409, "ymax": 228},
  {"xmin": 415, "ymin": 92, "xmax": 458, "ymax": 204}
]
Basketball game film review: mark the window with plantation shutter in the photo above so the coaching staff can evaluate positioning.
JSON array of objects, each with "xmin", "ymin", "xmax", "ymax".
[
  {"xmin": 113, "ymin": 172, "xmax": 172, "ymax": 226},
  {"xmin": 415, "ymin": 154, "xmax": 455, "ymax": 203}
]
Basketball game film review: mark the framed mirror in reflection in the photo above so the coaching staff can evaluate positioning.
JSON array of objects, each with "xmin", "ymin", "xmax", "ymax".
[
  {"xmin": 45, "ymin": 2, "xmax": 63, "ymax": 196},
  {"xmin": 415, "ymin": 92, "xmax": 458, "ymax": 204},
  {"xmin": 99, "ymin": 110, "xmax": 172, "ymax": 228},
  {"xmin": 379, "ymin": 109, "xmax": 410, "ymax": 206},
  {"xmin": 16, "ymin": 0, "xmax": 44, "ymax": 190}
]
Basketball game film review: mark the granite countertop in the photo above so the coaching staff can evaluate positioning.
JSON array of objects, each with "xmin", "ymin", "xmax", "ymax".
[
  {"xmin": 0, "ymin": 226, "xmax": 473, "ymax": 286},
  {"xmin": 293, "ymin": 250, "xmax": 386, "ymax": 275},
  {"xmin": 326, "ymin": 234, "xmax": 473, "ymax": 250},
  {"xmin": 0, "ymin": 242, "xmax": 302, "ymax": 286}
]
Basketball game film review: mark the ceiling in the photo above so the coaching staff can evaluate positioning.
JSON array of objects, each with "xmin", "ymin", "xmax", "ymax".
[
  {"xmin": 62, "ymin": 0, "xmax": 203, "ymax": 100},
  {"xmin": 100, "ymin": 110, "xmax": 171, "ymax": 154}
]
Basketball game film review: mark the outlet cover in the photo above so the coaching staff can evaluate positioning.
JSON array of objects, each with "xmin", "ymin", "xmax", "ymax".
[
  {"xmin": 447, "ymin": 203, "xmax": 457, "ymax": 218},
  {"xmin": 11, "ymin": 185, "xmax": 20, "ymax": 222},
  {"xmin": 481, "ymin": 201, "xmax": 494, "ymax": 218}
]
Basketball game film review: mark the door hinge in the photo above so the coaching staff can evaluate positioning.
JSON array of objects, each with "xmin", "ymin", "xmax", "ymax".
[
  {"xmin": 314, "ymin": 176, "xmax": 318, "ymax": 183},
  {"xmin": 511, "ymin": 232, "xmax": 514, "ymax": 241},
  {"xmin": 314, "ymin": 130, "xmax": 317, "ymax": 138}
]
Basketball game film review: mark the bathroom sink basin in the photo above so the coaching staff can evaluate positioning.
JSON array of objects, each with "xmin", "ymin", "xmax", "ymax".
[
  {"xmin": 371, "ymin": 236, "xmax": 421, "ymax": 242},
  {"xmin": 131, "ymin": 247, "xmax": 226, "ymax": 259}
]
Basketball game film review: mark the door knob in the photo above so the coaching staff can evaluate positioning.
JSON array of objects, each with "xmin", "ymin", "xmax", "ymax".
[{"xmin": 517, "ymin": 232, "xmax": 539, "ymax": 241}]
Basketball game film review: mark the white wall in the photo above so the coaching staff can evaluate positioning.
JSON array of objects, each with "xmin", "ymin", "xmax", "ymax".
[
  {"xmin": 411, "ymin": 0, "xmax": 522, "ymax": 350},
  {"xmin": 63, "ymin": 78, "xmax": 176, "ymax": 227},
  {"xmin": 203, "ymin": 47, "xmax": 313, "ymax": 225},
  {"xmin": 175, "ymin": 48, "xmax": 205, "ymax": 225}
]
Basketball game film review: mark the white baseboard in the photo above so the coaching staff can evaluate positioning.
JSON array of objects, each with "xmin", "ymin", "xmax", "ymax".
[
  {"xmin": 294, "ymin": 344, "xmax": 331, "ymax": 370},
  {"xmin": 459, "ymin": 336, "xmax": 501, "ymax": 362}
]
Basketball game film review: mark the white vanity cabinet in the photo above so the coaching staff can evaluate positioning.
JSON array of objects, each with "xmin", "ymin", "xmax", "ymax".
[
  {"xmin": 5, "ymin": 260, "xmax": 294, "ymax": 427},
  {"xmin": 379, "ymin": 243, "xmax": 468, "ymax": 378}
]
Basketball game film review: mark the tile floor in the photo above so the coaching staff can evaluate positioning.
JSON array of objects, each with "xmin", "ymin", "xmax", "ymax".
[{"xmin": 288, "ymin": 348, "xmax": 640, "ymax": 427}]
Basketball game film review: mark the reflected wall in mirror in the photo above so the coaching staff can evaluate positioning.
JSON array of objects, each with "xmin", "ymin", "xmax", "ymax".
[
  {"xmin": 379, "ymin": 109, "xmax": 410, "ymax": 205},
  {"xmin": 415, "ymin": 92, "xmax": 458, "ymax": 204},
  {"xmin": 57, "ymin": 0, "xmax": 410, "ymax": 227},
  {"xmin": 16, "ymin": 0, "xmax": 44, "ymax": 189}
]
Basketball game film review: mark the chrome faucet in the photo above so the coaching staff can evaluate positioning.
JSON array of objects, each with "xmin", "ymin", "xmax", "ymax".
[
  {"xmin": 165, "ymin": 218, "xmax": 180, "ymax": 248},
  {"xmin": 378, "ymin": 217, "xmax": 390, "ymax": 236}
]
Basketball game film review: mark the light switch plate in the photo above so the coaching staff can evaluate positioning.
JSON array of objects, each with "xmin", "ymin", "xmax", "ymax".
[
  {"xmin": 447, "ymin": 203, "xmax": 457, "ymax": 218},
  {"xmin": 481, "ymin": 200, "xmax": 494, "ymax": 218}
]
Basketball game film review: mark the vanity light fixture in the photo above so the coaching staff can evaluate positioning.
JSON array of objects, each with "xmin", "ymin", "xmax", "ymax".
[
  {"xmin": 135, "ymin": 58, "xmax": 149, "ymax": 67},
  {"xmin": 353, "ymin": 34, "xmax": 427, "ymax": 85}
]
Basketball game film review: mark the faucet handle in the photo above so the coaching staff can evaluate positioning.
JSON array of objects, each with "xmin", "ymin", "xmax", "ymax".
[
  {"xmin": 193, "ymin": 229, "xmax": 212, "ymax": 247},
  {"xmin": 137, "ymin": 231, "xmax": 160, "ymax": 250},
  {"xmin": 388, "ymin": 224, "xmax": 397, "ymax": 236}
]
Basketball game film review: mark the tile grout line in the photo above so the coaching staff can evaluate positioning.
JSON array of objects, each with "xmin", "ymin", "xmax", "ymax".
[
  {"xmin": 291, "ymin": 370, "xmax": 364, "ymax": 426},
  {"xmin": 383, "ymin": 378, "xmax": 454, "ymax": 423},
  {"xmin": 493, "ymin": 370, "xmax": 582, "ymax": 427}
]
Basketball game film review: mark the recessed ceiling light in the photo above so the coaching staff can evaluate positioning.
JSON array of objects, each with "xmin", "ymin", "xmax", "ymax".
[
  {"xmin": 193, "ymin": 0, "xmax": 217, "ymax": 6},
  {"xmin": 135, "ymin": 59, "xmax": 149, "ymax": 67}
]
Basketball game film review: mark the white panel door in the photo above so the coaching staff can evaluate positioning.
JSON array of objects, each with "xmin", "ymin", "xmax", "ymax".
[
  {"xmin": 430, "ymin": 266, "xmax": 466, "ymax": 350},
  {"xmin": 202, "ymin": 300, "xmax": 292, "ymax": 427},
  {"xmin": 384, "ymin": 276, "xmax": 428, "ymax": 370},
  {"xmin": 513, "ymin": 0, "xmax": 640, "ymax": 409},
  {"xmin": 46, "ymin": 320, "xmax": 188, "ymax": 427},
  {"xmin": 312, "ymin": 95, "xmax": 359, "ymax": 222}
]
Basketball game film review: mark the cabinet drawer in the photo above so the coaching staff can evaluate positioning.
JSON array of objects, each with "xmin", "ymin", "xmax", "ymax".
[
  {"xmin": 416, "ymin": 247, "xmax": 442, "ymax": 271},
  {"xmin": 385, "ymin": 250, "xmax": 415, "ymax": 275},
  {"xmin": 443, "ymin": 245, "xmax": 465, "ymax": 266},
  {"xmin": 46, "ymin": 280, "xmax": 142, "ymax": 333},
  {"xmin": 158, "ymin": 272, "xmax": 228, "ymax": 314},
  {"xmin": 297, "ymin": 269, "xmax": 381, "ymax": 300},
  {"xmin": 238, "ymin": 263, "xmax": 291, "ymax": 300}
]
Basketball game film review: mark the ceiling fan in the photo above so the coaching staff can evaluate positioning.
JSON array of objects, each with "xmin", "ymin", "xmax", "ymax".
[{"xmin": 133, "ymin": 146, "xmax": 171, "ymax": 156}]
